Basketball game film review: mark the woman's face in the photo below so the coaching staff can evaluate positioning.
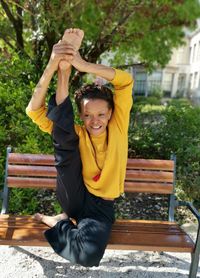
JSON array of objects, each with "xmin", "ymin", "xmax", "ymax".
[{"xmin": 80, "ymin": 98, "xmax": 112, "ymax": 136}]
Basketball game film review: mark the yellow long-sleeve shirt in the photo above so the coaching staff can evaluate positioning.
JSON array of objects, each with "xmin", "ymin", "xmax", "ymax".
[{"xmin": 26, "ymin": 69, "xmax": 133, "ymax": 198}]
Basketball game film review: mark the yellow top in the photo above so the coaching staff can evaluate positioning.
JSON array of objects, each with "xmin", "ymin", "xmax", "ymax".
[{"xmin": 26, "ymin": 69, "xmax": 133, "ymax": 198}]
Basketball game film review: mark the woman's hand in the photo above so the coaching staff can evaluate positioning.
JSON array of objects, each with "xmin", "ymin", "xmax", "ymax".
[
  {"xmin": 48, "ymin": 41, "xmax": 76, "ymax": 71},
  {"xmin": 70, "ymin": 51, "xmax": 88, "ymax": 72},
  {"xmin": 48, "ymin": 40, "xmax": 88, "ymax": 73}
]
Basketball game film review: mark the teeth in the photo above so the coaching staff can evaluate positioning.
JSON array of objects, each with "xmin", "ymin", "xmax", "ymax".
[{"xmin": 92, "ymin": 126, "xmax": 101, "ymax": 129}]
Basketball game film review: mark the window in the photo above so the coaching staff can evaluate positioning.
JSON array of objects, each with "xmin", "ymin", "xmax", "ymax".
[
  {"xmin": 134, "ymin": 72, "xmax": 147, "ymax": 95},
  {"xmin": 197, "ymin": 41, "xmax": 200, "ymax": 61},
  {"xmin": 189, "ymin": 74, "xmax": 193, "ymax": 89},
  {"xmin": 163, "ymin": 73, "xmax": 173, "ymax": 92},
  {"xmin": 178, "ymin": 74, "xmax": 186, "ymax": 91},
  {"xmin": 148, "ymin": 71, "xmax": 162, "ymax": 92},
  {"xmin": 189, "ymin": 46, "xmax": 192, "ymax": 63},
  {"xmin": 192, "ymin": 44, "xmax": 196, "ymax": 62},
  {"xmin": 194, "ymin": 72, "xmax": 198, "ymax": 89}
]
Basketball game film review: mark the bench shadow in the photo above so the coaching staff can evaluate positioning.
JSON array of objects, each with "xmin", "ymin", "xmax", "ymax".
[{"xmin": 11, "ymin": 246, "xmax": 199, "ymax": 278}]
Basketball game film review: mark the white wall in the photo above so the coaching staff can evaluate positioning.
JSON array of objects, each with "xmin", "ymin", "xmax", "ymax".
[
  {"xmin": 162, "ymin": 28, "xmax": 200, "ymax": 97},
  {"xmin": 189, "ymin": 29, "xmax": 200, "ymax": 91}
]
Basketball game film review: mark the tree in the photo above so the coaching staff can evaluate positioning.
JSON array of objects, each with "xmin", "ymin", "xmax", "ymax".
[{"xmin": 0, "ymin": 0, "xmax": 200, "ymax": 84}]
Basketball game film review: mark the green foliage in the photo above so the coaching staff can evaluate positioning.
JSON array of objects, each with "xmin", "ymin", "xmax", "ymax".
[
  {"xmin": 150, "ymin": 86, "xmax": 163, "ymax": 99},
  {"xmin": 134, "ymin": 96, "xmax": 162, "ymax": 106},
  {"xmin": 0, "ymin": 53, "xmax": 53, "ymax": 154},
  {"xmin": 53, "ymin": 201, "xmax": 63, "ymax": 215},
  {"xmin": 129, "ymin": 99, "xmax": 200, "ymax": 202},
  {"xmin": 9, "ymin": 189, "xmax": 39, "ymax": 215},
  {"xmin": 0, "ymin": 53, "xmax": 54, "ymax": 215},
  {"xmin": 0, "ymin": 0, "xmax": 200, "ymax": 72}
]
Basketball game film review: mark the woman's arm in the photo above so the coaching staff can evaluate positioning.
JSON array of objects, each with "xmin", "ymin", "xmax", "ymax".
[
  {"xmin": 26, "ymin": 60, "xmax": 56, "ymax": 111},
  {"xmin": 71, "ymin": 52, "xmax": 134, "ymax": 133},
  {"xmin": 27, "ymin": 42, "xmax": 75, "ymax": 111},
  {"xmin": 71, "ymin": 52, "xmax": 115, "ymax": 81},
  {"xmin": 26, "ymin": 43, "xmax": 74, "ymax": 134}
]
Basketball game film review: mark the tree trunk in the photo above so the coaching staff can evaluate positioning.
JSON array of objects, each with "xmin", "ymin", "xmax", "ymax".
[{"xmin": 0, "ymin": 0, "xmax": 24, "ymax": 51}]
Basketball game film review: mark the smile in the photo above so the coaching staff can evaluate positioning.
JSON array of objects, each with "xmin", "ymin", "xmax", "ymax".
[{"xmin": 91, "ymin": 126, "xmax": 102, "ymax": 129}]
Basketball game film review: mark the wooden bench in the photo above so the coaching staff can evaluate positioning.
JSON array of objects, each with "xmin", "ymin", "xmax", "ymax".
[{"xmin": 0, "ymin": 146, "xmax": 200, "ymax": 278}]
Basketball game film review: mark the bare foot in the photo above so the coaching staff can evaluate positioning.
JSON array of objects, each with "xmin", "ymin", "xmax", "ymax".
[
  {"xmin": 62, "ymin": 28, "xmax": 84, "ymax": 51},
  {"xmin": 33, "ymin": 212, "xmax": 68, "ymax": 228}
]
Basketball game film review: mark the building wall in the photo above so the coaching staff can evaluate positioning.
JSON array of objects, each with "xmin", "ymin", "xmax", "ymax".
[
  {"xmin": 189, "ymin": 29, "xmax": 200, "ymax": 93},
  {"xmin": 163, "ymin": 28, "xmax": 200, "ymax": 98},
  {"xmin": 133, "ymin": 25, "xmax": 200, "ymax": 99}
]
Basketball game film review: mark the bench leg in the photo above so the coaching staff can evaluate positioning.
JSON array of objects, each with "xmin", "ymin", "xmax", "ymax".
[
  {"xmin": 1, "ymin": 146, "xmax": 11, "ymax": 214},
  {"xmin": 189, "ymin": 231, "xmax": 200, "ymax": 278},
  {"xmin": 1, "ymin": 187, "xmax": 9, "ymax": 214},
  {"xmin": 189, "ymin": 253, "xmax": 200, "ymax": 278}
]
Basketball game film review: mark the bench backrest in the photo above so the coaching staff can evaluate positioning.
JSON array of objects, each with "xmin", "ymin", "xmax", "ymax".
[{"xmin": 2, "ymin": 147, "xmax": 176, "ymax": 218}]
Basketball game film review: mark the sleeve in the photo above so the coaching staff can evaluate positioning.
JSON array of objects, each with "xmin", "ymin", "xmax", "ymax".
[
  {"xmin": 26, "ymin": 105, "xmax": 53, "ymax": 134},
  {"xmin": 110, "ymin": 68, "xmax": 134, "ymax": 133}
]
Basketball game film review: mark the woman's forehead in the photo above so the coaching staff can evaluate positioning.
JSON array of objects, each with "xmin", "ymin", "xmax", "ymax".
[{"xmin": 81, "ymin": 98, "xmax": 109, "ymax": 112}]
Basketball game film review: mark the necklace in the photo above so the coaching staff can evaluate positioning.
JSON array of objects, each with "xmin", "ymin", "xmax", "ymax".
[{"xmin": 88, "ymin": 131, "xmax": 108, "ymax": 181}]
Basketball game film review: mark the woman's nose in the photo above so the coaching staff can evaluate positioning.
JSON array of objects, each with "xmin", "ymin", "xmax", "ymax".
[{"xmin": 91, "ymin": 116, "xmax": 99, "ymax": 123}]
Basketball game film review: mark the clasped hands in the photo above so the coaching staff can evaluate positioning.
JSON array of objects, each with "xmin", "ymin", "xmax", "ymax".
[{"xmin": 49, "ymin": 39, "xmax": 85, "ymax": 72}]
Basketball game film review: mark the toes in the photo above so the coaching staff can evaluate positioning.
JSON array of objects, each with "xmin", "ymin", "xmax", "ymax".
[
  {"xmin": 64, "ymin": 28, "xmax": 84, "ymax": 37},
  {"xmin": 33, "ymin": 213, "xmax": 43, "ymax": 221},
  {"xmin": 74, "ymin": 28, "xmax": 84, "ymax": 38},
  {"xmin": 64, "ymin": 28, "xmax": 72, "ymax": 33}
]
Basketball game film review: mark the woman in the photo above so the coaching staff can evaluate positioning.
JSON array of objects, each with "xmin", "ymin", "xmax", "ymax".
[{"xmin": 26, "ymin": 28, "xmax": 133, "ymax": 267}]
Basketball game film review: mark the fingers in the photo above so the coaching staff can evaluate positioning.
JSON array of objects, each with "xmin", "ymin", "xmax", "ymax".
[
  {"xmin": 54, "ymin": 48, "xmax": 76, "ymax": 56},
  {"xmin": 54, "ymin": 53, "xmax": 74, "ymax": 64},
  {"xmin": 50, "ymin": 40, "xmax": 79, "ymax": 70},
  {"xmin": 54, "ymin": 42, "xmax": 76, "ymax": 54}
]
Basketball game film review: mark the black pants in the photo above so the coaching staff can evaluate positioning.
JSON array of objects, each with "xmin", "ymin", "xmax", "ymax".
[{"xmin": 44, "ymin": 95, "xmax": 115, "ymax": 267}]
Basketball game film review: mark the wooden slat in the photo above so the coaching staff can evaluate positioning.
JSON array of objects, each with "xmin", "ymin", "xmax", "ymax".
[
  {"xmin": 126, "ymin": 170, "xmax": 174, "ymax": 183},
  {"xmin": 8, "ymin": 167, "xmax": 173, "ymax": 183},
  {"xmin": 9, "ymin": 154, "xmax": 174, "ymax": 170},
  {"xmin": 7, "ymin": 177, "xmax": 56, "ymax": 189},
  {"xmin": 124, "ymin": 182, "xmax": 173, "ymax": 194},
  {"xmin": 127, "ymin": 159, "xmax": 174, "ymax": 171},
  {"xmin": 8, "ymin": 165, "xmax": 56, "ymax": 177},
  {"xmin": 108, "ymin": 220, "xmax": 194, "ymax": 252},
  {"xmin": 8, "ymin": 153, "xmax": 54, "ymax": 165},
  {"xmin": 0, "ymin": 216, "xmax": 194, "ymax": 252},
  {"xmin": 7, "ymin": 178, "xmax": 173, "ymax": 193},
  {"xmin": 0, "ymin": 215, "xmax": 48, "ymax": 246}
]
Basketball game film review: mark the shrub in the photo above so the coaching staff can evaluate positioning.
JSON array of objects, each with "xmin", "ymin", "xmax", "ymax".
[
  {"xmin": 134, "ymin": 96, "xmax": 162, "ymax": 106},
  {"xmin": 129, "ymin": 100, "xmax": 200, "ymax": 202},
  {"xmin": 0, "ymin": 54, "xmax": 55, "ymax": 214}
]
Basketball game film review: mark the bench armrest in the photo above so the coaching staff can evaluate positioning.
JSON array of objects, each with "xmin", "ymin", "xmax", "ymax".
[
  {"xmin": 176, "ymin": 200, "xmax": 200, "ymax": 252},
  {"xmin": 177, "ymin": 201, "xmax": 200, "ymax": 223},
  {"xmin": 177, "ymin": 200, "xmax": 200, "ymax": 276}
]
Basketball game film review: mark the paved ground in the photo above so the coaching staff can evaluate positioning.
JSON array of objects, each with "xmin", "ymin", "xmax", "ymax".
[{"xmin": 0, "ymin": 223, "xmax": 199, "ymax": 278}]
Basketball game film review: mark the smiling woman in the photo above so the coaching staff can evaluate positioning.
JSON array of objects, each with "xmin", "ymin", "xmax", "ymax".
[
  {"xmin": 26, "ymin": 28, "xmax": 133, "ymax": 267},
  {"xmin": 80, "ymin": 98, "xmax": 112, "ymax": 136}
]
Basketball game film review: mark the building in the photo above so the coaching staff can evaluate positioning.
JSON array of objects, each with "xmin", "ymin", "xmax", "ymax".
[{"xmin": 133, "ymin": 22, "xmax": 200, "ymax": 99}]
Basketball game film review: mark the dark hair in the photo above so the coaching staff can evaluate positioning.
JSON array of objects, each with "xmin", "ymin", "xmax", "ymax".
[{"xmin": 74, "ymin": 83, "xmax": 114, "ymax": 113}]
